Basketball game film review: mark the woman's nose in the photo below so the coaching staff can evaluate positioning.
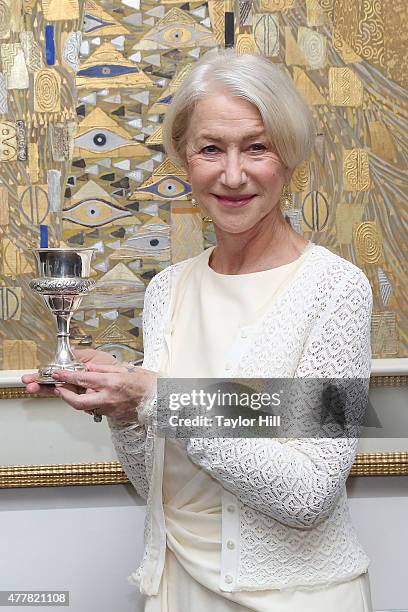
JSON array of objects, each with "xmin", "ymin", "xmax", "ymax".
[{"xmin": 221, "ymin": 151, "xmax": 247, "ymax": 188}]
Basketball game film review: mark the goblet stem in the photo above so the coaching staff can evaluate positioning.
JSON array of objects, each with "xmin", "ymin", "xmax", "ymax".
[{"xmin": 55, "ymin": 312, "xmax": 76, "ymax": 366}]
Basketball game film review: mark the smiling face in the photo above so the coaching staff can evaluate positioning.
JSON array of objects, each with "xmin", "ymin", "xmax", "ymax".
[{"xmin": 184, "ymin": 91, "xmax": 292, "ymax": 235}]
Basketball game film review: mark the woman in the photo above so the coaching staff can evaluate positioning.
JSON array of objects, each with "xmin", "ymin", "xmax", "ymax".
[{"xmin": 23, "ymin": 49, "xmax": 373, "ymax": 611}]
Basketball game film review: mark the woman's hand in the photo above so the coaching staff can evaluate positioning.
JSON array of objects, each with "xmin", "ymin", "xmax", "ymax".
[
  {"xmin": 51, "ymin": 363, "xmax": 157, "ymax": 422},
  {"xmin": 21, "ymin": 349, "xmax": 118, "ymax": 397},
  {"xmin": 71, "ymin": 348, "xmax": 119, "ymax": 367}
]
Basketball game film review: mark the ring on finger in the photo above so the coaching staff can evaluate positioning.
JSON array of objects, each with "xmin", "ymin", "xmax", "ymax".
[
  {"xmin": 85, "ymin": 408, "xmax": 103, "ymax": 423},
  {"xmin": 92, "ymin": 409, "xmax": 103, "ymax": 423}
]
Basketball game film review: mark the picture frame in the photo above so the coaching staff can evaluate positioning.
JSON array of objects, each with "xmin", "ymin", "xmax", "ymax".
[{"xmin": 0, "ymin": 359, "xmax": 407, "ymax": 488}]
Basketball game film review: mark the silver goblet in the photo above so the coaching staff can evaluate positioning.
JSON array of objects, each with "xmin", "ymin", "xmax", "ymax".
[{"xmin": 29, "ymin": 248, "xmax": 96, "ymax": 388}]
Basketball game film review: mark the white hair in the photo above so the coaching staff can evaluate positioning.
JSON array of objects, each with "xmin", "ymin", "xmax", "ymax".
[{"xmin": 162, "ymin": 48, "xmax": 316, "ymax": 170}]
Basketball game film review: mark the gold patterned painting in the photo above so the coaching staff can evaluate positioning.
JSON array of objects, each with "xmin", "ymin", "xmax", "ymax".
[
  {"xmin": 0, "ymin": 0, "xmax": 85, "ymax": 369},
  {"xmin": 0, "ymin": 0, "xmax": 407, "ymax": 369}
]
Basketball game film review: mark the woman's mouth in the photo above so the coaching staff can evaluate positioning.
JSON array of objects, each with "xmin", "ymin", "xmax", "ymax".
[{"xmin": 214, "ymin": 195, "xmax": 255, "ymax": 208}]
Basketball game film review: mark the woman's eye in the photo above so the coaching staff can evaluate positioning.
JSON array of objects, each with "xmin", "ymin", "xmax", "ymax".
[
  {"xmin": 201, "ymin": 145, "xmax": 219, "ymax": 154},
  {"xmin": 249, "ymin": 143, "xmax": 267, "ymax": 151}
]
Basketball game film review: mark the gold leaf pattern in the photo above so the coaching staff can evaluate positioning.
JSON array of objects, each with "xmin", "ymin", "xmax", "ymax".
[
  {"xmin": 258, "ymin": 0, "xmax": 295, "ymax": 11},
  {"xmin": 41, "ymin": 0, "xmax": 79, "ymax": 21},
  {"xmin": 34, "ymin": 69, "xmax": 61, "ymax": 113},
  {"xmin": 371, "ymin": 312, "xmax": 398, "ymax": 357},
  {"xmin": 354, "ymin": 221, "xmax": 383, "ymax": 265},
  {"xmin": 0, "ymin": 185, "xmax": 9, "ymax": 225},
  {"xmin": 333, "ymin": 0, "xmax": 384, "ymax": 67},
  {"xmin": 171, "ymin": 206, "xmax": 204, "ymax": 263},
  {"xmin": 343, "ymin": 149, "xmax": 370, "ymax": 191},
  {"xmin": 236, "ymin": 33, "xmax": 258, "ymax": 54},
  {"xmin": 329, "ymin": 67, "xmax": 363, "ymax": 106},
  {"xmin": 290, "ymin": 160, "xmax": 309, "ymax": 192},
  {"xmin": 3, "ymin": 339, "xmax": 37, "ymax": 368},
  {"xmin": 208, "ymin": 0, "xmax": 225, "ymax": 46}
]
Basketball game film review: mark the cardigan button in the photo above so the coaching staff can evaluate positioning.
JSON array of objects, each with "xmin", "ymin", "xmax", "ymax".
[
  {"xmin": 240, "ymin": 329, "xmax": 248, "ymax": 338},
  {"xmin": 225, "ymin": 574, "xmax": 233, "ymax": 584},
  {"xmin": 227, "ymin": 539, "xmax": 235, "ymax": 550},
  {"xmin": 227, "ymin": 504, "xmax": 235, "ymax": 513}
]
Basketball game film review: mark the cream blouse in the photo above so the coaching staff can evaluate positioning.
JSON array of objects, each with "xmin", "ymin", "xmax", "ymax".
[{"xmin": 144, "ymin": 244, "xmax": 372, "ymax": 611}]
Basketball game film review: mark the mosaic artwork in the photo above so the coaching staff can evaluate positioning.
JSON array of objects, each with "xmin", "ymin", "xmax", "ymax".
[
  {"xmin": 0, "ymin": 0, "xmax": 407, "ymax": 369},
  {"xmin": 0, "ymin": 0, "xmax": 86, "ymax": 369}
]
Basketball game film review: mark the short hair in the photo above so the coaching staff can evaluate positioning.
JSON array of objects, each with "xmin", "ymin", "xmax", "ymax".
[{"xmin": 162, "ymin": 48, "xmax": 316, "ymax": 171}]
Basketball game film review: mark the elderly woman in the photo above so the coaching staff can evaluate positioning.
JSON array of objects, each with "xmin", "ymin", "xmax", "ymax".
[{"xmin": 23, "ymin": 49, "xmax": 373, "ymax": 611}]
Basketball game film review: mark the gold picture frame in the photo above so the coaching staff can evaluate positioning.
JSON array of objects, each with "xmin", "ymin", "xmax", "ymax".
[{"xmin": 1, "ymin": 363, "xmax": 407, "ymax": 487}]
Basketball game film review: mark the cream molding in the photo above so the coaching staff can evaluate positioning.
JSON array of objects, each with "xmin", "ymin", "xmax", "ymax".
[
  {"xmin": 1, "ymin": 361, "xmax": 407, "ymax": 486},
  {"xmin": 1, "ymin": 359, "xmax": 408, "ymax": 387}
]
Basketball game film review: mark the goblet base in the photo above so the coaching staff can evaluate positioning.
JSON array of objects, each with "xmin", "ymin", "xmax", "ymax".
[{"xmin": 38, "ymin": 362, "xmax": 87, "ymax": 384}]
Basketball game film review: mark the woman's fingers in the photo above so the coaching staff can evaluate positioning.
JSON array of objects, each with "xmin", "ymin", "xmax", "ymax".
[
  {"xmin": 25, "ymin": 382, "xmax": 55, "ymax": 396},
  {"xmin": 21, "ymin": 373, "xmax": 39, "ymax": 384},
  {"xmin": 24, "ymin": 381, "xmax": 85, "ymax": 396},
  {"xmin": 22, "ymin": 373, "xmax": 60, "ymax": 396},
  {"xmin": 73, "ymin": 348, "xmax": 119, "ymax": 366},
  {"xmin": 59, "ymin": 383, "xmax": 88, "ymax": 394},
  {"xmin": 55, "ymin": 385, "xmax": 107, "ymax": 412},
  {"xmin": 52, "ymin": 369, "xmax": 107, "ymax": 390}
]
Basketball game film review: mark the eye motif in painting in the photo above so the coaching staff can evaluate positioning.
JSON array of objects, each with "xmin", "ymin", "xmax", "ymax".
[
  {"xmin": 153, "ymin": 25, "xmax": 208, "ymax": 48},
  {"xmin": 125, "ymin": 233, "xmax": 170, "ymax": 255},
  {"xmin": 63, "ymin": 199, "xmax": 132, "ymax": 227},
  {"xmin": 133, "ymin": 176, "xmax": 191, "ymax": 201},
  {"xmin": 75, "ymin": 129, "xmax": 133, "ymax": 155},
  {"xmin": 128, "ymin": 158, "xmax": 191, "ymax": 202},
  {"xmin": 78, "ymin": 64, "xmax": 139, "ymax": 79},
  {"xmin": 83, "ymin": 0, "xmax": 129, "ymax": 38},
  {"xmin": 76, "ymin": 43, "xmax": 153, "ymax": 90},
  {"xmin": 110, "ymin": 222, "xmax": 170, "ymax": 262},
  {"xmin": 83, "ymin": 15, "xmax": 110, "ymax": 35},
  {"xmin": 135, "ymin": 8, "xmax": 215, "ymax": 50},
  {"xmin": 73, "ymin": 107, "xmax": 150, "ymax": 159}
]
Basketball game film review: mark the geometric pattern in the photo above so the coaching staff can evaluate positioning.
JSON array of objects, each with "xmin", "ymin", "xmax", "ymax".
[{"xmin": 0, "ymin": 0, "xmax": 407, "ymax": 368}]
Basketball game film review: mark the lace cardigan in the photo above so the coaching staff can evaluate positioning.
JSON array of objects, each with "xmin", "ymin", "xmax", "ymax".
[{"xmin": 107, "ymin": 244, "xmax": 373, "ymax": 596}]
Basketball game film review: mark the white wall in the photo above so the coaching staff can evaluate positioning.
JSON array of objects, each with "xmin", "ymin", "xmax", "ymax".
[
  {"xmin": 1, "ymin": 478, "xmax": 407, "ymax": 612},
  {"xmin": 346, "ymin": 477, "xmax": 408, "ymax": 611}
]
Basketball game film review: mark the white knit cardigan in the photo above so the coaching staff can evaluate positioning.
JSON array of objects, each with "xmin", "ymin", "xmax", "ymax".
[{"xmin": 108, "ymin": 244, "xmax": 372, "ymax": 596}]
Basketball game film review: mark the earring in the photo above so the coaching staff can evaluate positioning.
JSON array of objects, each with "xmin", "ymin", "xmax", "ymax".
[
  {"xmin": 280, "ymin": 185, "xmax": 293, "ymax": 211},
  {"xmin": 191, "ymin": 196, "xmax": 213, "ymax": 223}
]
